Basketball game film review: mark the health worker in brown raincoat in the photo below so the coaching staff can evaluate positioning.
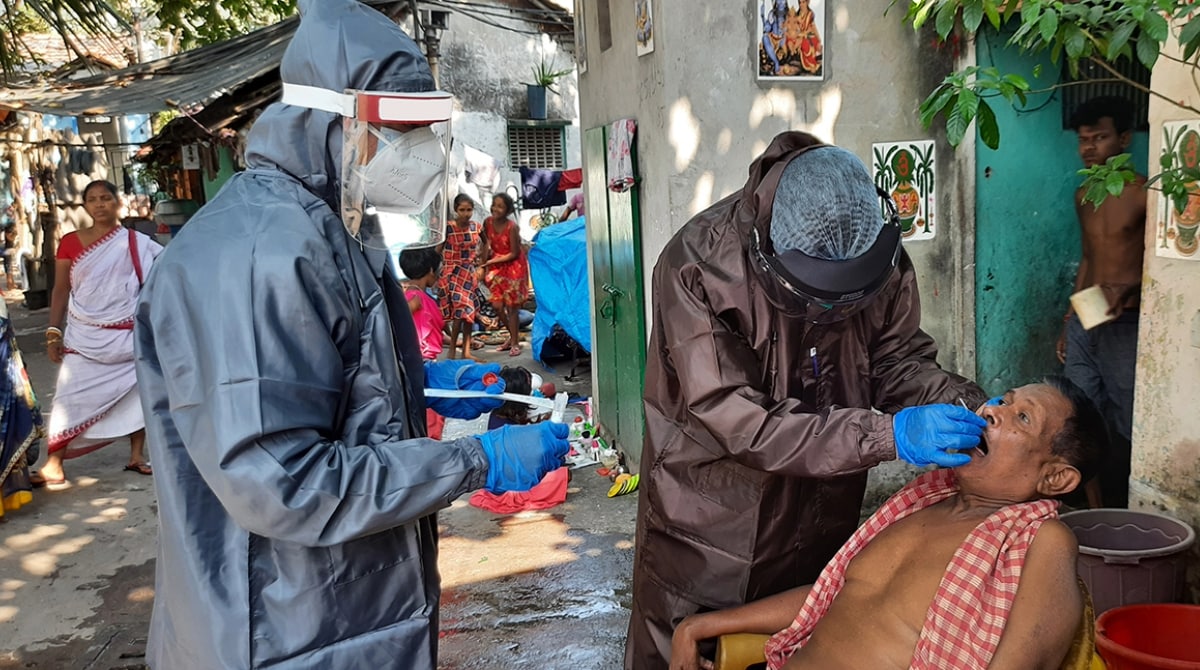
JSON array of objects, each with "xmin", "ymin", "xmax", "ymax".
[{"xmin": 624, "ymin": 133, "xmax": 989, "ymax": 669}]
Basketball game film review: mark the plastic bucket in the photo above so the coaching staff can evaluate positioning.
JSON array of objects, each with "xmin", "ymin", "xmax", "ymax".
[
  {"xmin": 1096, "ymin": 604, "xmax": 1200, "ymax": 669},
  {"xmin": 1061, "ymin": 509, "xmax": 1195, "ymax": 614}
]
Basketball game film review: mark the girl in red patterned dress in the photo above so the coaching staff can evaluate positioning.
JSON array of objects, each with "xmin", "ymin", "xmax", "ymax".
[
  {"xmin": 479, "ymin": 193, "xmax": 528, "ymax": 357},
  {"xmin": 438, "ymin": 194, "xmax": 481, "ymax": 360}
]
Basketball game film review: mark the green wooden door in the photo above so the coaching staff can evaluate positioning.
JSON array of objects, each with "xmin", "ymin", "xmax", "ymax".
[
  {"xmin": 583, "ymin": 126, "xmax": 620, "ymax": 442},
  {"xmin": 583, "ymin": 124, "xmax": 647, "ymax": 464}
]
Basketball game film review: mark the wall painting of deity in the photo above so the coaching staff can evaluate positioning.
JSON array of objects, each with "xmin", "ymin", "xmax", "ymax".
[
  {"xmin": 1156, "ymin": 120, "xmax": 1200, "ymax": 260},
  {"xmin": 757, "ymin": 0, "xmax": 824, "ymax": 81},
  {"xmin": 635, "ymin": 0, "xmax": 654, "ymax": 56},
  {"xmin": 872, "ymin": 141, "xmax": 936, "ymax": 242}
]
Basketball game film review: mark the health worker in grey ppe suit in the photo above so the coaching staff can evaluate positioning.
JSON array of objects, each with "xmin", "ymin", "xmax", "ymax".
[{"xmin": 132, "ymin": 2, "xmax": 569, "ymax": 668}]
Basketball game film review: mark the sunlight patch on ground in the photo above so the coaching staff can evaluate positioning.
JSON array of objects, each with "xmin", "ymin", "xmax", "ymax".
[
  {"xmin": 127, "ymin": 586, "xmax": 155, "ymax": 603},
  {"xmin": 21, "ymin": 535, "xmax": 95, "ymax": 577},
  {"xmin": 4, "ymin": 523, "xmax": 67, "ymax": 552},
  {"xmin": 85, "ymin": 506, "xmax": 128, "ymax": 523},
  {"xmin": 440, "ymin": 513, "xmax": 581, "ymax": 589}
]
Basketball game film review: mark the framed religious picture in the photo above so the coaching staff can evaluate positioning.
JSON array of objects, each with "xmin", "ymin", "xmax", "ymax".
[
  {"xmin": 757, "ymin": 0, "xmax": 824, "ymax": 81},
  {"xmin": 1156, "ymin": 120, "xmax": 1200, "ymax": 260},
  {"xmin": 635, "ymin": 0, "xmax": 655, "ymax": 56},
  {"xmin": 872, "ymin": 140, "xmax": 937, "ymax": 241},
  {"xmin": 575, "ymin": 0, "xmax": 588, "ymax": 74}
]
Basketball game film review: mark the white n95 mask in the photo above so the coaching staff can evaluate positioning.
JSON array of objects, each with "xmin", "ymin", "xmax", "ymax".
[
  {"xmin": 357, "ymin": 126, "xmax": 445, "ymax": 213},
  {"xmin": 280, "ymin": 83, "xmax": 454, "ymax": 250}
]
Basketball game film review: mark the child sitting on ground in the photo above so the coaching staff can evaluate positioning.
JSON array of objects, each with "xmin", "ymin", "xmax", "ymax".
[{"xmin": 399, "ymin": 246, "xmax": 446, "ymax": 438}]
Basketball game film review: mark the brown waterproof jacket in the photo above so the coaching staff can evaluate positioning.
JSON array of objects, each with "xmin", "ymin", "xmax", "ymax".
[{"xmin": 627, "ymin": 131, "xmax": 985, "ymax": 667}]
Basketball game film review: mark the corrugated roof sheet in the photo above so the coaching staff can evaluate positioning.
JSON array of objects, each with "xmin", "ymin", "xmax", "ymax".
[{"xmin": 0, "ymin": 16, "xmax": 299, "ymax": 116}]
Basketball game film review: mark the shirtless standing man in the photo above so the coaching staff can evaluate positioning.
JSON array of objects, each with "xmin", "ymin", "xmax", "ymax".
[
  {"xmin": 1057, "ymin": 96, "xmax": 1146, "ymax": 508},
  {"xmin": 669, "ymin": 377, "xmax": 1107, "ymax": 670}
]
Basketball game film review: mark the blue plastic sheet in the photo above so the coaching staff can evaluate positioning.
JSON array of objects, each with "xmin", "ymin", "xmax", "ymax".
[{"xmin": 529, "ymin": 216, "xmax": 592, "ymax": 364}]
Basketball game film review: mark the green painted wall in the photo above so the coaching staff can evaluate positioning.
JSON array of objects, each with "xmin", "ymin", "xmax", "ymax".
[
  {"xmin": 202, "ymin": 146, "xmax": 238, "ymax": 203},
  {"xmin": 974, "ymin": 31, "xmax": 1148, "ymax": 394}
]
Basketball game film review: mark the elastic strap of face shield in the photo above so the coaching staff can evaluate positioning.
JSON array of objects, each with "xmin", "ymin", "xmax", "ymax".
[
  {"xmin": 281, "ymin": 83, "xmax": 358, "ymax": 117},
  {"xmin": 280, "ymin": 83, "xmax": 454, "ymax": 123}
]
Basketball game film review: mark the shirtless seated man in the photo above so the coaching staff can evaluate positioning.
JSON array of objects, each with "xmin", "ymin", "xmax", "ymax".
[{"xmin": 669, "ymin": 376, "xmax": 1106, "ymax": 670}]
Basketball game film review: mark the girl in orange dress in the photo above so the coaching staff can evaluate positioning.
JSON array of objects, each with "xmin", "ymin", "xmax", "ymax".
[{"xmin": 479, "ymin": 193, "xmax": 528, "ymax": 356}]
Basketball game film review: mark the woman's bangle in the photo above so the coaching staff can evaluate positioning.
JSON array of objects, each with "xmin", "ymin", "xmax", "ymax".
[{"xmin": 46, "ymin": 326, "xmax": 62, "ymax": 337}]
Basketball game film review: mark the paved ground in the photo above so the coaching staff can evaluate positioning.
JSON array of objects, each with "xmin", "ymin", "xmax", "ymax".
[{"xmin": 0, "ymin": 292, "xmax": 634, "ymax": 669}]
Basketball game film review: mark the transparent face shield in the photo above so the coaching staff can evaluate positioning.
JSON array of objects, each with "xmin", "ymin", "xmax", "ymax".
[{"xmin": 281, "ymin": 84, "xmax": 454, "ymax": 250}]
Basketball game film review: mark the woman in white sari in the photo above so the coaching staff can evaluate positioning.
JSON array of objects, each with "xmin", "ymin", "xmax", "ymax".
[{"xmin": 33, "ymin": 180, "xmax": 162, "ymax": 489}]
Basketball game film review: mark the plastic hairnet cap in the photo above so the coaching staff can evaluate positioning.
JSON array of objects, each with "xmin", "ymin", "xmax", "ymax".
[{"xmin": 769, "ymin": 146, "xmax": 882, "ymax": 261}]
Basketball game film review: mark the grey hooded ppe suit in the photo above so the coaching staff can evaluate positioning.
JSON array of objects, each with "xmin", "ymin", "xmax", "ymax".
[{"xmin": 133, "ymin": 2, "xmax": 491, "ymax": 667}]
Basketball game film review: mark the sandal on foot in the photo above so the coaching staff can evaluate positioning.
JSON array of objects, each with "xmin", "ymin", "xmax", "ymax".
[
  {"xmin": 123, "ymin": 462, "xmax": 153, "ymax": 476},
  {"xmin": 508, "ymin": 345, "xmax": 522, "ymax": 357}
]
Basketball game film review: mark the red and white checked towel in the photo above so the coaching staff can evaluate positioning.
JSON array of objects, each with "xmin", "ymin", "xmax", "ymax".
[{"xmin": 763, "ymin": 468, "xmax": 1059, "ymax": 669}]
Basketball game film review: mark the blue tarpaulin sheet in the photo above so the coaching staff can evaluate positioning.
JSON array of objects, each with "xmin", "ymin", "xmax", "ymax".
[{"xmin": 529, "ymin": 216, "xmax": 592, "ymax": 364}]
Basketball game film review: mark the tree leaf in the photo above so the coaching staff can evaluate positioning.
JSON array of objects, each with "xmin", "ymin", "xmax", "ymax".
[
  {"xmin": 946, "ymin": 88, "xmax": 980, "ymax": 147},
  {"xmin": 1106, "ymin": 171, "xmax": 1127, "ymax": 196},
  {"xmin": 1038, "ymin": 8, "xmax": 1059, "ymax": 43},
  {"xmin": 935, "ymin": 1, "xmax": 958, "ymax": 39},
  {"xmin": 984, "ymin": 0, "xmax": 1001, "ymax": 29},
  {"xmin": 1180, "ymin": 15, "xmax": 1200, "ymax": 60},
  {"xmin": 1065, "ymin": 24, "xmax": 1087, "ymax": 59},
  {"xmin": 911, "ymin": 0, "xmax": 937, "ymax": 28},
  {"xmin": 955, "ymin": 87, "xmax": 980, "ymax": 120},
  {"xmin": 920, "ymin": 85, "xmax": 957, "ymax": 128},
  {"xmin": 977, "ymin": 100, "xmax": 1001, "ymax": 150},
  {"xmin": 1136, "ymin": 32, "xmax": 1160, "ymax": 69},
  {"xmin": 1141, "ymin": 11, "xmax": 1169, "ymax": 43},
  {"xmin": 963, "ymin": 0, "xmax": 985, "ymax": 32},
  {"xmin": 1106, "ymin": 21, "xmax": 1137, "ymax": 61}
]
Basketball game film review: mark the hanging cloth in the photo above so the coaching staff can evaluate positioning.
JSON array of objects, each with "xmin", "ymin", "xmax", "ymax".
[
  {"xmin": 520, "ymin": 167, "xmax": 566, "ymax": 208},
  {"xmin": 557, "ymin": 168, "xmax": 583, "ymax": 191},
  {"xmin": 463, "ymin": 143, "xmax": 503, "ymax": 190},
  {"xmin": 607, "ymin": 118, "xmax": 637, "ymax": 192}
]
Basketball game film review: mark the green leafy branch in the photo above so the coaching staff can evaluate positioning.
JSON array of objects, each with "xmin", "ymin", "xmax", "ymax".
[
  {"xmin": 919, "ymin": 66, "xmax": 1029, "ymax": 149},
  {"xmin": 903, "ymin": 0, "xmax": 1200, "ymax": 205}
]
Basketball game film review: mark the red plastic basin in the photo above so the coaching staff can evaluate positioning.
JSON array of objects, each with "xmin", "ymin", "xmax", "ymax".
[{"xmin": 1096, "ymin": 604, "xmax": 1200, "ymax": 670}]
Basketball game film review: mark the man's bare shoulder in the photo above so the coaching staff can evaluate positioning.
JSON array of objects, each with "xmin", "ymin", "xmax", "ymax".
[{"xmin": 1031, "ymin": 518, "xmax": 1079, "ymax": 557}]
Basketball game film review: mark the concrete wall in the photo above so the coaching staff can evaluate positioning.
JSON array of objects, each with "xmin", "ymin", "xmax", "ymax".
[
  {"xmin": 436, "ymin": 11, "xmax": 581, "ymax": 237},
  {"xmin": 578, "ymin": 0, "xmax": 975, "ymax": 502},
  {"xmin": 1131, "ymin": 33, "xmax": 1200, "ymax": 602}
]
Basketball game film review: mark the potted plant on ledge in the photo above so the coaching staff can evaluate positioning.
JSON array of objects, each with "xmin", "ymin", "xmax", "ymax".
[{"xmin": 525, "ymin": 57, "xmax": 572, "ymax": 120}]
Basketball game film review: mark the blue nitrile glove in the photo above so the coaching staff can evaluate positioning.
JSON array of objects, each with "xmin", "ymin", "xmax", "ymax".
[
  {"xmin": 477, "ymin": 423, "xmax": 571, "ymax": 493},
  {"xmin": 424, "ymin": 360, "xmax": 506, "ymax": 419},
  {"xmin": 893, "ymin": 404, "xmax": 988, "ymax": 468},
  {"xmin": 985, "ymin": 396, "xmax": 1002, "ymax": 406}
]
